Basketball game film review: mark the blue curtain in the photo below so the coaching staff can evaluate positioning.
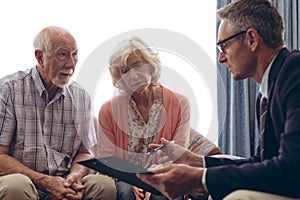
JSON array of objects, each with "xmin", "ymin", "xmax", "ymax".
[
  {"xmin": 216, "ymin": 0, "xmax": 299, "ymax": 157},
  {"xmin": 273, "ymin": 0, "xmax": 300, "ymax": 50}
]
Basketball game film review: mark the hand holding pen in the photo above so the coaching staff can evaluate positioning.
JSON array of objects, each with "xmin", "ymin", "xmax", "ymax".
[
  {"xmin": 147, "ymin": 138, "xmax": 198, "ymax": 167},
  {"xmin": 147, "ymin": 140, "xmax": 175, "ymax": 156},
  {"xmin": 145, "ymin": 140, "xmax": 176, "ymax": 169}
]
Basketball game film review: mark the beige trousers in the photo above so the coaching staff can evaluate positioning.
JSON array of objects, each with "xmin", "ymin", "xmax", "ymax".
[
  {"xmin": 208, "ymin": 189, "xmax": 299, "ymax": 200},
  {"xmin": 0, "ymin": 173, "xmax": 116, "ymax": 200},
  {"xmin": 0, "ymin": 173, "xmax": 38, "ymax": 200}
]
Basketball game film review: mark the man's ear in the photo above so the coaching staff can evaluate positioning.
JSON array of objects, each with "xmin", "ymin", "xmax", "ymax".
[
  {"xmin": 35, "ymin": 50, "xmax": 44, "ymax": 65},
  {"xmin": 246, "ymin": 28, "xmax": 259, "ymax": 51}
]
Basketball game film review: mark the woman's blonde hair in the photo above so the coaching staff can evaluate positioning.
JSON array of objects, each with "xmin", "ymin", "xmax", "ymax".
[{"xmin": 109, "ymin": 37, "xmax": 161, "ymax": 95}]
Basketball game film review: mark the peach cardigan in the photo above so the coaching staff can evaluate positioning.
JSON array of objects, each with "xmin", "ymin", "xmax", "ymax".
[{"xmin": 97, "ymin": 86, "xmax": 190, "ymax": 159}]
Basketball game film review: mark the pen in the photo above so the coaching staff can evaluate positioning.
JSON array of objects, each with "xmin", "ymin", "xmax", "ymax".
[{"xmin": 147, "ymin": 140, "xmax": 175, "ymax": 156}]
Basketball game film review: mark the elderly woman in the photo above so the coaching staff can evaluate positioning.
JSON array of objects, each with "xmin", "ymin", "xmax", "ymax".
[{"xmin": 97, "ymin": 37, "xmax": 190, "ymax": 200}]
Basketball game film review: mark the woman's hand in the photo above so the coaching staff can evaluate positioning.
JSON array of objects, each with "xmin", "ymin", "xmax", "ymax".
[{"xmin": 132, "ymin": 186, "xmax": 151, "ymax": 200}]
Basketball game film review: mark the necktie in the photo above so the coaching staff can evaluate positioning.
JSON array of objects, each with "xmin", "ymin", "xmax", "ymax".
[{"xmin": 259, "ymin": 95, "xmax": 268, "ymax": 161}]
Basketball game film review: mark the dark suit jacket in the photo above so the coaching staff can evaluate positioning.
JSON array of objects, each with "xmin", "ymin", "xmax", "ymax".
[{"xmin": 205, "ymin": 48, "xmax": 300, "ymax": 200}]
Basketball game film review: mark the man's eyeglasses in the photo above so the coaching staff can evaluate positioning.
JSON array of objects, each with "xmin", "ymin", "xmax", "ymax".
[{"xmin": 217, "ymin": 30, "xmax": 247, "ymax": 54}]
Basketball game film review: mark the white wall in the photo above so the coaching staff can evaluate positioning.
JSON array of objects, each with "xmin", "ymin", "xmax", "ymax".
[{"xmin": 0, "ymin": 0, "xmax": 218, "ymax": 143}]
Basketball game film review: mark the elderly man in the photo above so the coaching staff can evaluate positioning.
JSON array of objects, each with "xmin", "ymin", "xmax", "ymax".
[{"xmin": 0, "ymin": 26, "xmax": 116, "ymax": 200}]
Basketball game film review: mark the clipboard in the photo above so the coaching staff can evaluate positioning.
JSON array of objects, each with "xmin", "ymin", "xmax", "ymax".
[{"xmin": 78, "ymin": 156, "xmax": 162, "ymax": 195}]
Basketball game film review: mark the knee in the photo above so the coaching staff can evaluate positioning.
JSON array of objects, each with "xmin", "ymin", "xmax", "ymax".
[
  {"xmin": 118, "ymin": 188, "xmax": 134, "ymax": 197},
  {"xmin": 0, "ymin": 173, "xmax": 38, "ymax": 200},
  {"xmin": 2, "ymin": 173, "xmax": 34, "ymax": 189},
  {"xmin": 223, "ymin": 189, "xmax": 251, "ymax": 200},
  {"xmin": 118, "ymin": 190, "xmax": 135, "ymax": 200},
  {"xmin": 82, "ymin": 174, "xmax": 116, "ymax": 200},
  {"xmin": 116, "ymin": 181, "xmax": 135, "ymax": 199}
]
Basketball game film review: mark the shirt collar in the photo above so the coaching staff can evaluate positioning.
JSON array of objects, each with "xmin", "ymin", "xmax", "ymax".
[
  {"xmin": 32, "ymin": 66, "xmax": 66, "ymax": 97},
  {"xmin": 259, "ymin": 54, "xmax": 278, "ymax": 99},
  {"xmin": 32, "ymin": 66, "xmax": 47, "ymax": 96}
]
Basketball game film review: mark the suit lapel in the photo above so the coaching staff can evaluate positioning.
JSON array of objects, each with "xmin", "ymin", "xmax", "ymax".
[
  {"xmin": 261, "ymin": 48, "xmax": 290, "ymax": 159},
  {"xmin": 268, "ymin": 48, "xmax": 290, "ymax": 99}
]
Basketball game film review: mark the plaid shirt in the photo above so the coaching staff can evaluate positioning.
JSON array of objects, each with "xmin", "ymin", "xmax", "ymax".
[{"xmin": 0, "ymin": 67, "xmax": 96, "ymax": 176}]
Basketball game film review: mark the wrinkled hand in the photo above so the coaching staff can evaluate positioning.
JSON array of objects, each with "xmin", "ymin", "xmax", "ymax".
[
  {"xmin": 137, "ymin": 164, "xmax": 205, "ymax": 199},
  {"xmin": 44, "ymin": 176, "xmax": 77, "ymax": 200},
  {"xmin": 64, "ymin": 173, "xmax": 85, "ymax": 200},
  {"xmin": 132, "ymin": 186, "xmax": 151, "ymax": 200},
  {"xmin": 148, "ymin": 138, "xmax": 203, "ymax": 167}
]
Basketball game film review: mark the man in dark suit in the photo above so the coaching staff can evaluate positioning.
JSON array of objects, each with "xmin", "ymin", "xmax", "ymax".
[{"xmin": 137, "ymin": 0, "xmax": 300, "ymax": 199}]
